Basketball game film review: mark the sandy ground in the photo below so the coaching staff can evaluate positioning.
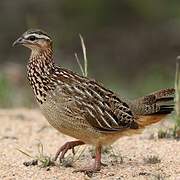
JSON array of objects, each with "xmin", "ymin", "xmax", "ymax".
[{"xmin": 0, "ymin": 109, "xmax": 180, "ymax": 180}]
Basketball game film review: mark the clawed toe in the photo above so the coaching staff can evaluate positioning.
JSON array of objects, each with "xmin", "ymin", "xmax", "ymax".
[
  {"xmin": 54, "ymin": 140, "xmax": 85, "ymax": 162},
  {"xmin": 100, "ymin": 162, "xmax": 107, "ymax": 167},
  {"xmin": 73, "ymin": 166, "xmax": 100, "ymax": 174},
  {"xmin": 54, "ymin": 142, "xmax": 102, "ymax": 174},
  {"xmin": 74, "ymin": 145, "xmax": 102, "ymax": 174}
]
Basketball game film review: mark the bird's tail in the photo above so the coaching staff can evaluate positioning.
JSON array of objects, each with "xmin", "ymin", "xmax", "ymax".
[{"xmin": 129, "ymin": 88, "xmax": 175, "ymax": 128}]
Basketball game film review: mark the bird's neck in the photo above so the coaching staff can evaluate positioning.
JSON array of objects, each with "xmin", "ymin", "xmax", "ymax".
[
  {"xmin": 29, "ymin": 47, "xmax": 54, "ymax": 70},
  {"xmin": 27, "ymin": 47, "xmax": 55, "ymax": 104}
]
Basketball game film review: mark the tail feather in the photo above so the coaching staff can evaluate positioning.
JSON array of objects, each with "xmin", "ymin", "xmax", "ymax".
[
  {"xmin": 151, "ymin": 88, "xmax": 175, "ymax": 115},
  {"xmin": 156, "ymin": 97, "xmax": 173, "ymax": 102},
  {"xmin": 130, "ymin": 88, "xmax": 175, "ymax": 128},
  {"xmin": 152, "ymin": 105, "xmax": 174, "ymax": 114}
]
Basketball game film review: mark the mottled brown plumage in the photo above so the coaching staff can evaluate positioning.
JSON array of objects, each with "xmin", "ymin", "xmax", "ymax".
[{"xmin": 13, "ymin": 29, "xmax": 174, "ymax": 172}]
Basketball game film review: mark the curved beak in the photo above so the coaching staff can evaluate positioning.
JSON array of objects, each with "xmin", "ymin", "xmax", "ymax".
[{"xmin": 12, "ymin": 37, "xmax": 24, "ymax": 47}]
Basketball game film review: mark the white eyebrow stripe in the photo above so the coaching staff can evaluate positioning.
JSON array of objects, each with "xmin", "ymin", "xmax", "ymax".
[{"xmin": 25, "ymin": 33, "xmax": 50, "ymax": 40}]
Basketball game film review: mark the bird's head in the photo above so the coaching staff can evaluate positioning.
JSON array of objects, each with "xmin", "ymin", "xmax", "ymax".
[{"xmin": 13, "ymin": 29, "xmax": 52, "ymax": 52}]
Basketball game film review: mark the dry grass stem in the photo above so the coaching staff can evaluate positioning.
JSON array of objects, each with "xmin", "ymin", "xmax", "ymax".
[
  {"xmin": 174, "ymin": 58, "xmax": 180, "ymax": 137},
  {"xmin": 16, "ymin": 142, "xmax": 55, "ymax": 168},
  {"xmin": 74, "ymin": 53, "xmax": 84, "ymax": 76},
  {"xmin": 75, "ymin": 34, "xmax": 88, "ymax": 77}
]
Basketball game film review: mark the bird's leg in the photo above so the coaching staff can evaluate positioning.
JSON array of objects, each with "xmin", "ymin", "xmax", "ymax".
[
  {"xmin": 94, "ymin": 145, "xmax": 102, "ymax": 170},
  {"xmin": 54, "ymin": 140, "xmax": 85, "ymax": 162},
  {"xmin": 74, "ymin": 145, "xmax": 102, "ymax": 173}
]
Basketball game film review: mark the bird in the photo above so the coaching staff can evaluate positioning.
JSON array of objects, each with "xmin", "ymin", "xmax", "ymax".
[{"xmin": 13, "ymin": 29, "xmax": 175, "ymax": 173}]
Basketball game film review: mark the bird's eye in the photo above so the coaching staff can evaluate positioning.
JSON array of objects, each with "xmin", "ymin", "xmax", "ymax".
[{"xmin": 27, "ymin": 36, "xmax": 36, "ymax": 41}]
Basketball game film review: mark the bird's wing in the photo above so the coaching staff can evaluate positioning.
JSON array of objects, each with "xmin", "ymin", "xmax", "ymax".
[
  {"xmin": 52, "ymin": 67, "xmax": 139, "ymax": 132},
  {"xmin": 79, "ymin": 80, "xmax": 139, "ymax": 131}
]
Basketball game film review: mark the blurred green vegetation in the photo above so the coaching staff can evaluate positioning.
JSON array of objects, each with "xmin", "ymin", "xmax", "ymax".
[
  {"xmin": 0, "ymin": 0, "xmax": 179, "ymax": 107},
  {"xmin": 0, "ymin": 73, "xmax": 34, "ymax": 108},
  {"xmin": 0, "ymin": 74, "xmax": 11, "ymax": 107}
]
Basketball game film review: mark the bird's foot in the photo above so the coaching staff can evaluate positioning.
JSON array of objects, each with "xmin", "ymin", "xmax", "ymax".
[
  {"xmin": 54, "ymin": 140, "xmax": 84, "ymax": 162},
  {"xmin": 100, "ymin": 162, "xmax": 107, "ymax": 167},
  {"xmin": 74, "ymin": 156, "xmax": 102, "ymax": 174},
  {"xmin": 73, "ymin": 164, "xmax": 101, "ymax": 174}
]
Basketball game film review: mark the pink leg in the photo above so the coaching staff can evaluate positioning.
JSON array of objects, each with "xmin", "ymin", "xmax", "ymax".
[
  {"xmin": 74, "ymin": 145, "xmax": 102, "ymax": 173},
  {"xmin": 54, "ymin": 140, "xmax": 85, "ymax": 162}
]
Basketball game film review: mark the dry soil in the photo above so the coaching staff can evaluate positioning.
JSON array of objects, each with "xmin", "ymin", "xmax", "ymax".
[{"xmin": 0, "ymin": 109, "xmax": 180, "ymax": 180}]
